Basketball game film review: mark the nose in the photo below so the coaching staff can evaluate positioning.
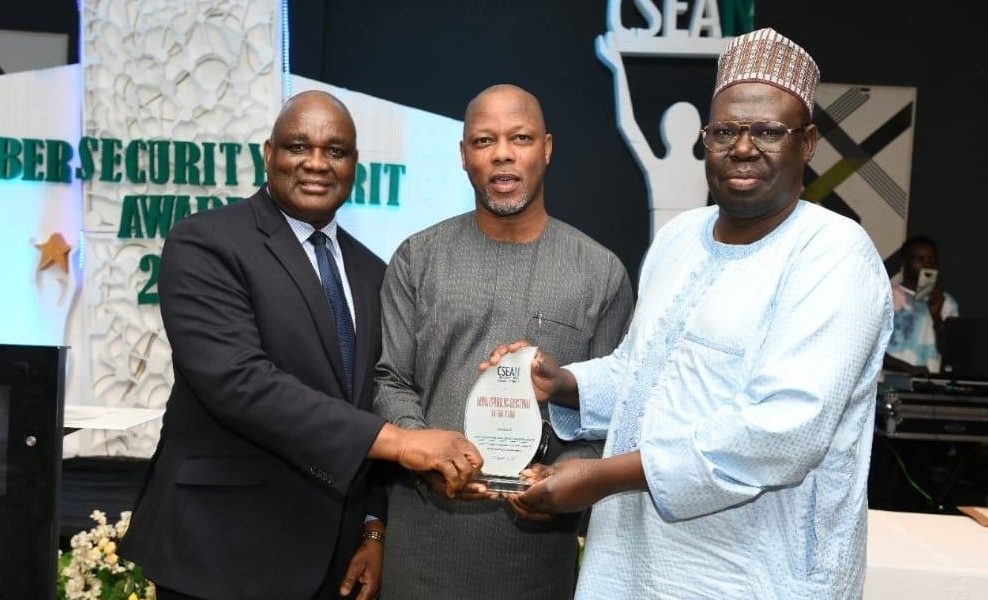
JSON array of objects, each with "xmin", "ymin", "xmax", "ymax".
[
  {"xmin": 730, "ymin": 128, "xmax": 760, "ymax": 159},
  {"xmin": 491, "ymin": 138, "xmax": 515, "ymax": 163},
  {"xmin": 303, "ymin": 148, "xmax": 332, "ymax": 170}
]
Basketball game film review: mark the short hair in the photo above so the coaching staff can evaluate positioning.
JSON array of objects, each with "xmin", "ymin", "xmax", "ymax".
[
  {"xmin": 899, "ymin": 235, "xmax": 938, "ymax": 257},
  {"xmin": 463, "ymin": 84, "xmax": 546, "ymax": 137},
  {"xmin": 270, "ymin": 90, "xmax": 353, "ymax": 142}
]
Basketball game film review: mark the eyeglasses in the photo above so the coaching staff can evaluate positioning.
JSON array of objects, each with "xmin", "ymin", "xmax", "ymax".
[{"xmin": 699, "ymin": 121, "xmax": 806, "ymax": 154}]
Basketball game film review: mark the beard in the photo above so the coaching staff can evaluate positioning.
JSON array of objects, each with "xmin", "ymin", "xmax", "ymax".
[{"xmin": 479, "ymin": 187, "xmax": 533, "ymax": 217}]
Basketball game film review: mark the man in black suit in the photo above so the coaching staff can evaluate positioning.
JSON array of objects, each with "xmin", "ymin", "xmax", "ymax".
[{"xmin": 120, "ymin": 91, "xmax": 482, "ymax": 600}]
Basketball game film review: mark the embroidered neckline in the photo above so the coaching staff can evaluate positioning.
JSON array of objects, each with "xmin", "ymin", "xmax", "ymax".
[
  {"xmin": 702, "ymin": 200, "xmax": 806, "ymax": 260},
  {"xmin": 609, "ymin": 253, "xmax": 726, "ymax": 455}
]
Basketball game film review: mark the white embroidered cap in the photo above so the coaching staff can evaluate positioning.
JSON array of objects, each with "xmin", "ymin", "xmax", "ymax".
[{"xmin": 714, "ymin": 27, "xmax": 820, "ymax": 115}]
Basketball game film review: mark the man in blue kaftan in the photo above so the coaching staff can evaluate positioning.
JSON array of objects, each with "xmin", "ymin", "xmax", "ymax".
[{"xmin": 487, "ymin": 28, "xmax": 894, "ymax": 600}]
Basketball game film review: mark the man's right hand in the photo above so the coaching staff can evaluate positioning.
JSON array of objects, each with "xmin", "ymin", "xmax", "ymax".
[
  {"xmin": 369, "ymin": 424, "xmax": 483, "ymax": 498},
  {"xmin": 418, "ymin": 471, "xmax": 498, "ymax": 501},
  {"xmin": 481, "ymin": 340, "xmax": 578, "ymax": 408}
]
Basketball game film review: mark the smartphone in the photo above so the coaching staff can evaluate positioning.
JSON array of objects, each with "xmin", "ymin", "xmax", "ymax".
[{"xmin": 914, "ymin": 268, "xmax": 938, "ymax": 301}]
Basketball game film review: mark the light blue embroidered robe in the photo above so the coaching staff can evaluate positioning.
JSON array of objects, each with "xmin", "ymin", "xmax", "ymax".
[{"xmin": 551, "ymin": 201, "xmax": 893, "ymax": 600}]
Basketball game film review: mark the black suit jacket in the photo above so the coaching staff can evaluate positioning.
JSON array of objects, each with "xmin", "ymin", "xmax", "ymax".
[{"xmin": 120, "ymin": 188, "xmax": 387, "ymax": 600}]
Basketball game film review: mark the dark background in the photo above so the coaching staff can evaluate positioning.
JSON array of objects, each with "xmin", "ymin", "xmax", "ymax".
[
  {"xmin": 4, "ymin": 1, "xmax": 985, "ymax": 314},
  {"xmin": 3, "ymin": 0, "xmax": 985, "ymax": 527},
  {"xmin": 288, "ymin": 0, "xmax": 986, "ymax": 316}
]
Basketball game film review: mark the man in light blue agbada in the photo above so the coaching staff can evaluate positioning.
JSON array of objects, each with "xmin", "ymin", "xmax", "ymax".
[{"xmin": 486, "ymin": 28, "xmax": 893, "ymax": 600}]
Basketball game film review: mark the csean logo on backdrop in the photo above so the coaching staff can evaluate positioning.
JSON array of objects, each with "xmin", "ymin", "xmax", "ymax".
[
  {"xmin": 604, "ymin": 0, "xmax": 752, "ymax": 58},
  {"xmin": 0, "ymin": 135, "xmax": 407, "ymax": 303},
  {"xmin": 600, "ymin": 0, "xmax": 753, "ymax": 236}
]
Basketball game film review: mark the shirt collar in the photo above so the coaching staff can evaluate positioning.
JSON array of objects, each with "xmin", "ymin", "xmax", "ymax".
[
  {"xmin": 267, "ymin": 184, "xmax": 340, "ymax": 245},
  {"xmin": 279, "ymin": 209, "xmax": 340, "ymax": 247}
]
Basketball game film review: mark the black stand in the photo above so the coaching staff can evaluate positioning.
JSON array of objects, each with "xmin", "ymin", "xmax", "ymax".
[{"xmin": 0, "ymin": 344, "xmax": 67, "ymax": 600}]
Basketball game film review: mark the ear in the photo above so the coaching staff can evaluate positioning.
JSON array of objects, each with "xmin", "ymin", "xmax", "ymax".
[
  {"xmin": 801, "ymin": 123, "xmax": 819, "ymax": 163},
  {"xmin": 459, "ymin": 140, "xmax": 467, "ymax": 171},
  {"xmin": 544, "ymin": 133, "xmax": 553, "ymax": 165},
  {"xmin": 263, "ymin": 139, "xmax": 272, "ymax": 172}
]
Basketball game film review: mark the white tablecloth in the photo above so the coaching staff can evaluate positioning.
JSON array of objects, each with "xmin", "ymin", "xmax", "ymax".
[{"xmin": 866, "ymin": 509, "xmax": 988, "ymax": 600}]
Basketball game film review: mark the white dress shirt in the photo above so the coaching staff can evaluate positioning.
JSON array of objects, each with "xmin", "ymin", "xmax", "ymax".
[{"xmin": 280, "ymin": 210, "xmax": 356, "ymax": 329}]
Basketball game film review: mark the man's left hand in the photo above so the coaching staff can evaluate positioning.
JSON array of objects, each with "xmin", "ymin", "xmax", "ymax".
[
  {"xmin": 506, "ymin": 459, "xmax": 604, "ymax": 517},
  {"xmin": 339, "ymin": 523, "xmax": 385, "ymax": 599}
]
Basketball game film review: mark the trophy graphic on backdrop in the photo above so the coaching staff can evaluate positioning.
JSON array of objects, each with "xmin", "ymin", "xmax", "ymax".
[{"xmin": 463, "ymin": 346, "xmax": 545, "ymax": 493}]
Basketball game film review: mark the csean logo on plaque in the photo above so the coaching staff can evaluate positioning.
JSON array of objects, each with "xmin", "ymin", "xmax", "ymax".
[{"xmin": 463, "ymin": 345, "xmax": 543, "ymax": 493}]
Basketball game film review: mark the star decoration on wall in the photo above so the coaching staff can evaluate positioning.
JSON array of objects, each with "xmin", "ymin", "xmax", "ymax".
[{"xmin": 35, "ymin": 233, "xmax": 72, "ymax": 273}]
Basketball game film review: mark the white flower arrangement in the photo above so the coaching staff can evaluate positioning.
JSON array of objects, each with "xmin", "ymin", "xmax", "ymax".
[{"xmin": 57, "ymin": 510, "xmax": 155, "ymax": 600}]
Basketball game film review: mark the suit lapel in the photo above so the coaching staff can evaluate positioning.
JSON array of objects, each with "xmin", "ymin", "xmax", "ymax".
[
  {"xmin": 250, "ymin": 191, "xmax": 350, "ymax": 400},
  {"xmin": 339, "ymin": 231, "xmax": 374, "ymax": 407}
]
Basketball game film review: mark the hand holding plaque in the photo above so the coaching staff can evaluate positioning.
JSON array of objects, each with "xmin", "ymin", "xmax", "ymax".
[{"xmin": 463, "ymin": 345, "xmax": 546, "ymax": 493}]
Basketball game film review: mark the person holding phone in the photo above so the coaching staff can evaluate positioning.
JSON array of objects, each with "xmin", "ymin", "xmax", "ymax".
[{"xmin": 885, "ymin": 235, "xmax": 959, "ymax": 374}]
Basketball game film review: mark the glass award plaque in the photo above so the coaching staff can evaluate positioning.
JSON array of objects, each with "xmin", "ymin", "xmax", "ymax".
[{"xmin": 463, "ymin": 345, "xmax": 542, "ymax": 493}]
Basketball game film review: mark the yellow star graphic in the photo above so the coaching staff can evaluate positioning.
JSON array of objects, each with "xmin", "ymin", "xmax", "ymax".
[{"xmin": 35, "ymin": 233, "xmax": 72, "ymax": 273}]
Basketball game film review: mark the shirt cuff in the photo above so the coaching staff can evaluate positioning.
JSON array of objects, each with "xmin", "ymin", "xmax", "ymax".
[{"xmin": 547, "ymin": 359, "xmax": 613, "ymax": 441}]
